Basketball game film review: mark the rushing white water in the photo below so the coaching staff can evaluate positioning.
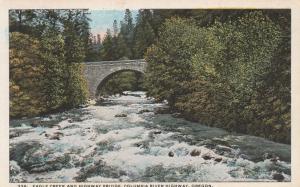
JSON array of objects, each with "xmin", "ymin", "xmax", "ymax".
[{"xmin": 9, "ymin": 91, "xmax": 291, "ymax": 182}]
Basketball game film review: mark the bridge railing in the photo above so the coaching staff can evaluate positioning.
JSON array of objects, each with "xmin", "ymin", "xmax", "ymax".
[{"xmin": 84, "ymin": 59, "xmax": 146, "ymax": 65}]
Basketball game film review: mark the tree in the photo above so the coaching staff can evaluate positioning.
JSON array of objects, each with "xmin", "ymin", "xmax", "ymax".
[
  {"xmin": 9, "ymin": 32, "xmax": 46, "ymax": 117},
  {"xmin": 113, "ymin": 19, "xmax": 119, "ymax": 37},
  {"xmin": 116, "ymin": 33, "xmax": 130, "ymax": 59},
  {"xmin": 133, "ymin": 20, "xmax": 155, "ymax": 59},
  {"xmin": 9, "ymin": 9, "xmax": 90, "ymax": 118},
  {"xmin": 119, "ymin": 9, "xmax": 134, "ymax": 58},
  {"xmin": 61, "ymin": 10, "xmax": 88, "ymax": 108},
  {"xmin": 39, "ymin": 10, "xmax": 66, "ymax": 111},
  {"xmin": 145, "ymin": 12, "xmax": 290, "ymax": 143},
  {"xmin": 100, "ymin": 29, "xmax": 114, "ymax": 60},
  {"xmin": 145, "ymin": 18, "xmax": 200, "ymax": 106}
]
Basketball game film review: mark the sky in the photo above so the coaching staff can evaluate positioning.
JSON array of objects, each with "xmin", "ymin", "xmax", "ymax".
[{"xmin": 89, "ymin": 10, "xmax": 138, "ymax": 38}]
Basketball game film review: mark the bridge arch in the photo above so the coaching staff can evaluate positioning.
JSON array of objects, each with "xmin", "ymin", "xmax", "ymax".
[
  {"xmin": 83, "ymin": 59, "xmax": 146, "ymax": 98},
  {"xmin": 95, "ymin": 69, "xmax": 144, "ymax": 97}
]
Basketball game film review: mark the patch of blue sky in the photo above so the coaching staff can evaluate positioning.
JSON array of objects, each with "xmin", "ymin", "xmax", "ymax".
[{"xmin": 89, "ymin": 9, "xmax": 138, "ymax": 37}]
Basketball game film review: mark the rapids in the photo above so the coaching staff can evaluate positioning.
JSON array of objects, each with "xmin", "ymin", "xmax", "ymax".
[{"xmin": 9, "ymin": 91, "xmax": 291, "ymax": 182}]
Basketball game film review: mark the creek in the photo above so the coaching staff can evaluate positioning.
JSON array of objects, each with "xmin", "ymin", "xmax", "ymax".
[{"xmin": 9, "ymin": 91, "xmax": 291, "ymax": 182}]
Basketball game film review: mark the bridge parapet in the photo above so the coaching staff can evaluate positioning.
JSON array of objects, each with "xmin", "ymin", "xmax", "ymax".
[{"xmin": 84, "ymin": 59, "xmax": 146, "ymax": 65}]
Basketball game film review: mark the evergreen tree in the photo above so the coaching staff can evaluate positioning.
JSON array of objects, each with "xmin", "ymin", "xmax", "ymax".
[
  {"xmin": 133, "ymin": 10, "xmax": 155, "ymax": 58},
  {"xmin": 39, "ymin": 10, "xmax": 66, "ymax": 111},
  {"xmin": 113, "ymin": 19, "xmax": 119, "ymax": 37},
  {"xmin": 97, "ymin": 34, "xmax": 101, "ymax": 45},
  {"xmin": 116, "ymin": 33, "xmax": 130, "ymax": 59},
  {"xmin": 100, "ymin": 29, "xmax": 114, "ymax": 60},
  {"xmin": 62, "ymin": 10, "xmax": 88, "ymax": 108},
  {"xmin": 120, "ymin": 9, "xmax": 134, "ymax": 58}
]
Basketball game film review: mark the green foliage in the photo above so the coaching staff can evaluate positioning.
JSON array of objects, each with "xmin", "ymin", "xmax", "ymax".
[
  {"xmin": 9, "ymin": 10, "xmax": 90, "ymax": 118},
  {"xmin": 145, "ymin": 11, "xmax": 290, "ymax": 144},
  {"xmin": 98, "ymin": 71, "xmax": 144, "ymax": 96},
  {"xmin": 62, "ymin": 10, "xmax": 89, "ymax": 108},
  {"xmin": 64, "ymin": 63, "xmax": 88, "ymax": 107},
  {"xmin": 133, "ymin": 15, "xmax": 155, "ymax": 59},
  {"xmin": 9, "ymin": 32, "xmax": 46, "ymax": 117},
  {"xmin": 100, "ymin": 29, "xmax": 115, "ymax": 60},
  {"xmin": 145, "ymin": 18, "xmax": 202, "ymax": 106},
  {"xmin": 39, "ymin": 30, "xmax": 66, "ymax": 111}
]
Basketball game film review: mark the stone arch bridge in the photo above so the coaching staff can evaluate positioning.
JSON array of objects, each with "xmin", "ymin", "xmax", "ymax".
[{"xmin": 83, "ymin": 59, "xmax": 147, "ymax": 98}]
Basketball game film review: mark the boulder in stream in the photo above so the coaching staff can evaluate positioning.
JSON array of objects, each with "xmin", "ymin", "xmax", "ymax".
[
  {"xmin": 273, "ymin": 173, "xmax": 284, "ymax": 182},
  {"xmin": 168, "ymin": 151, "xmax": 174, "ymax": 157},
  {"xmin": 271, "ymin": 156, "xmax": 280, "ymax": 163},
  {"xmin": 31, "ymin": 119, "xmax": 42, "ymax": 127},
  {"xmin": 137, "ymin": 109, "xmax": 151, "ymax": 114},
  {"xmin": 115, "ymin": 114, "xmax": 127, "ymax": 117},
  {"xmin": 190, "ymin": 149, "xmax": 201, "ymax": 157},
  {"xmin": 45, "ymin": 132, "xmax": 63, "ymax": 140},
  {"xmin": 202, "ymin": 153, "xmax": 213, "ymax": 160},
  {"xmin": 153, "ymin": 130, "xmax": 162, "ymax": 134},
  {"xmin": 263, "ymin": 153, "xmax": 280, "ymax": 162}
]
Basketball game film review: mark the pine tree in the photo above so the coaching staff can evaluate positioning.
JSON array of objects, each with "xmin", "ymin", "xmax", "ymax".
[
  {"xmin": 113, "ymin": 19, "xmax": 119, "ymax": 37},
  {"xmin": 133, "ymin": 10, "xmax": 155, "ymax": 58},
  {"xmin": 62, "ymin": 10, "xmax": 88, "ymax": 108},
  {"xmin": 120, "ymin": 9, "xmax": 134, "ymax": 58},
  {"xmin": 39, "ymin": 10, "xmax": 66, "ymax": 111},
  {"xmin": 116, "ymin": 33, "xmax": 130, "ymax": 59},
  {"xmin": 100, "ymin": 29, "xmax": 114, "ymax": 60},
  {"xmin": 97, "ymin": 34, "xmax": 101, "ymax": 45}
]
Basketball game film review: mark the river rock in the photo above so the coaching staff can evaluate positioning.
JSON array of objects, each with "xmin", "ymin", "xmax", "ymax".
[
  {"xmin": 263, "ymin": 153, "xmax": 280, "ymax": 162},
  {"xmin": 10, "ymin": 161, "xmax": 21, "ymax": 176},
  {"xmin": 273, "ymin": 173, "xmax": 284, "ymax": 181},
  {"xmin": 137, "ymin": 109, "xmax": 151, "ymax": 114},
  {"xmin": 153, "ymin": 130, "xmax": 162, "ymax": 134},
  {"xmin": 263, "ymin": 153, "xmax": 273, "ymax": 160},
  {"xmin": 31, "ymin": 120, "xmax": 41, "ymax": 127},
  {"xmin": 190, "ymin": 149, "xmax": 201, "ymax": 157},
  {"xmin": 11, "ymin": 141, "xmax": 71, "ymax": 173},
  {"xmin": 115, "ymin": 114, "xmax": 127, "ymax": 117},
  {"xmin": 54, "ymin": 132, "xmax": 64, "ymax": 136},
  {"xmin": 202, "ymin": 153, "xmax": 213, "ymax": 160},
  {"xmin": 134, "ymin": 142, "xmax": 143, "ymax": 147},
  {"xmin": 168, "ymin": 151, "xmax": 174, "ymax": 157},
  {"xmin": 216, "ymin": 145, "xmax": 233, "ymax": 153},
  {"xmin": 10, "ymin": 141, "xmax": 42, "ymax": 162},
  {"xmin": 239, "ymin": 154, "xmax": 250, "ymax": 160},
  {"xmin": 10, "ymin": 131, "xmax": 20, "ymax": 138},
  {"xmin": 271, "ymin": 156, "xmax": 280, "ymax": 163},
  {"xmin": 74, "ymin": 159, "xmax": 124, "ymax": 182},
  {"xmin": 171, "ymin": 113, "xmax": 182, "ymax": 118},
  {"xmin": 45, "ymin": 133, "xmax": 62, "ymax": 140},
  {"xmin": 214, "ymin": 157, "xmax": 222, "ymax": 162}
]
